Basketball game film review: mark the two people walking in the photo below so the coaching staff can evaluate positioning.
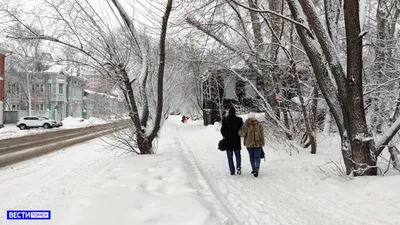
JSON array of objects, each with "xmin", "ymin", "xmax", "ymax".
[{"xmin": 220, "ymin": 107, "xmax": 265, "ymax": 177}]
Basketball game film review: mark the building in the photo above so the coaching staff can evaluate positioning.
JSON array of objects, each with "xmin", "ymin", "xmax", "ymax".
[
  {"xmin": 42, "ymin": 65, "xmax": 85, "ymax": 120},
  {"xmin": 5, "ymin": 62, "xmax": 85, "ymax": 122},
  {"xmin": 0, "ymin": 47, "xmax": 11, "ymax": 128},
  {"xmin": 83, "ymin": 69, "xmax": 114, "ymax": 92},
  {"xmin": 201, "ymin": 68, "xmax": 263, "ymax": 125}
]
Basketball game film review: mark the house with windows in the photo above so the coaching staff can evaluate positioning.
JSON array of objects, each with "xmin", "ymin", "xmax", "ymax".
[
  {"xmin": 42, "ymin": 65, "xmax": 85, "ymax": 120},
  {"xmin": 201, "ymin": 68, "xmax": 262, "ymax": 125},
  {"xmin": 5, "ymin": 55, "xmax": 85, "ymax": 122}
]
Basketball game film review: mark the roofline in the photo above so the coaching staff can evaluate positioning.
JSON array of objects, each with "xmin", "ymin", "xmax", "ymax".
[{"xmin": 0, "ymin": 47, "xmax": 12, "ymax": 56}]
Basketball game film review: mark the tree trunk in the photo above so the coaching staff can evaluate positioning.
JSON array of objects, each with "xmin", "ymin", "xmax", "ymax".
[
  {"xmin": 26, "ymin": 72, "xmax": 32, "ymax": 116},
  {"xmin": 247, "ymin": 0, "xmax": 277, "ymax": 113},
  {"xmin": 139, "ymin": 40, "xmax": 150, "ymax": 128},
  {"xmin": 137, "ymin": 132, "xmax": 152, "ymax": 154},
  {"xmin": 324, "ymin": 0, "xmax": 339, "ymax": 44},
  {"xmin": 286, "ymin": 0, "xmax": 345, "ymax": 137},
  {"xmin": 323, "ymin": 110, "xmax": 332, "ymax": 135},
  {"xmin": 268, "ymin": 0, "xmax": 282, "ymax": 119},
  {"xmin": 371, "ymin": 0, "xmax": 388, "ymax": 133},
  {"xmin": 310, "ymin": 82, "xmax": 318, "ymax": 132},
  {"xmin": 294, "ymin": 64, "xmax": 316, "ymax": 154},
  {"xmin": 148, "ymin": 0, "xmax": 173, "ymax": 141},
  {"xmin": 344, "ymin": 0, "xmax": 377, "ymax": 175}
]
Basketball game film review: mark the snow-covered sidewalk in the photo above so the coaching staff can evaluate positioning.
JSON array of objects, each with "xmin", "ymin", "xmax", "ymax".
[{"xmin": 176, "ymin": 117, "xmax": 400, "ymax": 225}]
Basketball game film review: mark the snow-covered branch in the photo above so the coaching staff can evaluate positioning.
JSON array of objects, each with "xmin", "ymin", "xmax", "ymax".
[
  {"xmin": 375, "ymin": 115, "xmax": 400, "ymax": 156},
  {"xmin": 230, "ymin": 0, "xmax": 314, "ymax": 36}
]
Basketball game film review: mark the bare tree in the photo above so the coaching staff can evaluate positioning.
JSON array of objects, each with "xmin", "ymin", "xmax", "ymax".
[
  {"xmin": 2, "ymin": 0, "xmax": 174, "ymax": 154},
  {"xmin": 282, "ymin": 0, "xmax": 400, "ymax": 175}
]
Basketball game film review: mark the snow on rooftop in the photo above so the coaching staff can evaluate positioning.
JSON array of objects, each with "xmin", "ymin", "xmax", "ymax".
[{"xmin": 43, "ymin": 65, "xmax": 66, "ymax": 74}]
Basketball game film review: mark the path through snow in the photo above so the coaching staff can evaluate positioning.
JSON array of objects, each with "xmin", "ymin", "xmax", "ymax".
[{"xmin": 175, "ymin": 117, "xmax": 400, "ymax": 225}]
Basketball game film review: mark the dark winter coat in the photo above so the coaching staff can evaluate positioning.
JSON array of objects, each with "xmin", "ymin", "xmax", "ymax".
[
  {"xmin": 221, "ymin": 115, "xmax": 244, "ymax": 150},
  {"xmin": 239, "ymin": 118, "xmax": 265, "ymax": 147}
]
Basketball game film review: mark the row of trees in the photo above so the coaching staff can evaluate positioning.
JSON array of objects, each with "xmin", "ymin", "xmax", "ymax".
[
  {"xmin": 180, "ymin": 0, "xmax": 400, "ymax": 175},
  {"xmin": 1, "ymin": 0, "xmax": 400, "ymax": 176}
]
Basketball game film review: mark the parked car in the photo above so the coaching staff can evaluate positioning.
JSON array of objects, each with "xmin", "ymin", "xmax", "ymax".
[
  {"xmin": 16, "ymin": 116, "xmax": 58, "ymax": 130},
  {"xmin": 40, "ymin": 117, "xmax": 63, "ymax": 127}
]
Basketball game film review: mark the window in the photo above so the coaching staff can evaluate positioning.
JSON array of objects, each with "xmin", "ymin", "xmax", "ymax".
[
  {"xmin": 47, "ymin": 84, "xmax": 52, "ymax": 94},
  {"xmin": 59, "ymin": 84, "xmax": 63, "ymax": 94},
  {"xmin": 40, "ymin": 84, "xmax": 44, "ymax": 93},
  {"xmin": 11, "ymin": 84, "xmax": 20, "ymax": 95},
  {"xmin": 35, "ymin": 104, "xmax": 44, "ymax": 111},
  {"xmin": 11, "ymin": 105, "xmax": 20, "ymax": 110},
  {"xmin": 244, "ymin": 77, "xmax": 257, "ymax": 99},
  {"xmin": 35, "ymin": 84, "xmax": 40, "ymax": 93},
  {"xmin": 224, "ymin": 77, "xmax": 237, "ymax": 100}
]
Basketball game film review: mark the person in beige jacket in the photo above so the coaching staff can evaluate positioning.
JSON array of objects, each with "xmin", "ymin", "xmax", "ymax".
[{"xmin": 239, "ymin": 113, "xmax": 265, "ymax": 177}]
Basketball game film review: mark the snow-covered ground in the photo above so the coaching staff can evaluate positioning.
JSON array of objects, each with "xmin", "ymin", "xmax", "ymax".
[
  {"xmin": 0, "ymin": 117, "xmax": 108, "ymax": 140},
  {"xmin": 1, "ymin": 115, "xmax": 400, "ymax": 225}
]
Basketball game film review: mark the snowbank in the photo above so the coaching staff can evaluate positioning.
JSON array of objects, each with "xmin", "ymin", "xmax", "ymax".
[
  {"xmin": 0, "ymin": 117, "xmax": 109, "ymax": 140},
  {"xmin": 61, "ymin": 116, "xmax": 108, "ymax": 129}
]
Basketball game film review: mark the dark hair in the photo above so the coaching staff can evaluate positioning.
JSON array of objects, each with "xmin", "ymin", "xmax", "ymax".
[{"xmin": 228, "ymin": 107, "xmax": 236, "ymax": 115}]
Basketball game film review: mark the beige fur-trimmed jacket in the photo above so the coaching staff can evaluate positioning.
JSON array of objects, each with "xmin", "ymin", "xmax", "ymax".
[{"xmin": 238, "ymin": 118, "xmax": 265, "ymax": 147}]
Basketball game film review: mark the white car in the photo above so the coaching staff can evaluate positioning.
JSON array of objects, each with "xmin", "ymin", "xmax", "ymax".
[
  {"xmin": 16, "ymin": 116, "xmax": 58, "ymax": 130},
  {"xmin": 40, "ymin": 117, "xmax": 63, "ymax": 127}
]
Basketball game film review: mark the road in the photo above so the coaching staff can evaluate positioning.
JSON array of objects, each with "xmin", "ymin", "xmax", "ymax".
[{"xmin": 0, "ymin": 121, "xmax": 129, "ymax": 167}]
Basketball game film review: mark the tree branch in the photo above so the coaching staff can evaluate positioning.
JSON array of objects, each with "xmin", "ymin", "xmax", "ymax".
[
  {"xmin": 186, "ymin": 17, "xmax": 263, "ymax": 77},
  {"xmin": 375, "ymin": 115, "xmax": 400, "ymax": 156},
  {"xmin": 229, "ymin": 0, "xmax": 314, "ymax": 37}
]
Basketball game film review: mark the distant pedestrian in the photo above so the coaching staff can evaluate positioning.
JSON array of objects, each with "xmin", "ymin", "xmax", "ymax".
[
  {"xmin": 221, "ymin": 107, "xmax": 244, "ymax": 175},
  {"xmin": 239, "ymin": 113, "xmax": 265, "ymax": 177},
  {"xmin": 181, "ymin": 115, "xmax": 186, "ymax": 123}
]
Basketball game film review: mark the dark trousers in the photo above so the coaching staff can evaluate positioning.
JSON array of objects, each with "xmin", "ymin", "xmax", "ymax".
[
  {"xmin": 247, "ymin": 147, "xmax": 262, "ymax": 171},
  {"xmin": 226, "ymin": 150, "xmax": 241, "ymax": 173}
]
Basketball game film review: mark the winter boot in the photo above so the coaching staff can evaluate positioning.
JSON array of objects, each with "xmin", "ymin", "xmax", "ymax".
[
  {"xmin": 237, "ymin": 167, "xmax": 242, "ymax": 175},
  {"xmin": 253, "ymin": 168, "xmax": 259, "ymax": 177}
]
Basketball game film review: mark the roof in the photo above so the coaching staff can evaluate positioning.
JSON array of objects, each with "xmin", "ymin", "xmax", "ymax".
[
  {"xmin": 84, "ymin": 89, "xmax": 118, "ymax": 99},
  {"xmin": 0, "ymin": 47, "xmax": 12, "ymax": 56},
  {"xmin": 42, "ymin": 65, "xmax": 67, "ymax": 74}
]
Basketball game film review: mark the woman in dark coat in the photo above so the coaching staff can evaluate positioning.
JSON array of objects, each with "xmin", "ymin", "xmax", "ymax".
[{"xmin": 221, "ymin": 107, "xmax": 244, "ymax": 175}]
